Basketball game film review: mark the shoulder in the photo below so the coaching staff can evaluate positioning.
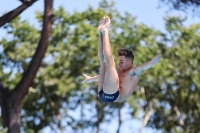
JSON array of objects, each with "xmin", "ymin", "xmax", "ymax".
[{"xmin": 129, "ymin": 67, "xmax": 142, "ymax": 77}]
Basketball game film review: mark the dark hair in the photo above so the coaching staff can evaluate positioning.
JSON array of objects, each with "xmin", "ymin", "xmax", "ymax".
[{"xmin": 117, "ymin": 49, "xmax": 134, "ymax": 61}]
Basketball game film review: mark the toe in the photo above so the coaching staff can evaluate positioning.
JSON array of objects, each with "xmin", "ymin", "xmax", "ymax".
[
  {"xmin": 102, "ymin": 16, "xmax": 106, "ymax": 24},
  {"xmin": 106, "ymin": 16, "xmax": 110, "ymax": 22}
]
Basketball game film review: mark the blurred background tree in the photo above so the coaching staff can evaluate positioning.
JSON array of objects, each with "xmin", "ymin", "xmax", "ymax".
[
  {"xmin": 0, "ymin": 0, "xmax": 199, "ymax": 133},
  {"xmin": 0, "ymin": 0, "xmax": 37, "ymax": 27},
  {"xmin": 0, "ymin": 0, "xmax": 54, "ymax": 132},
  {"xmin": 158, "ymin": 0, "xmax": 200, "ymax": 17}
]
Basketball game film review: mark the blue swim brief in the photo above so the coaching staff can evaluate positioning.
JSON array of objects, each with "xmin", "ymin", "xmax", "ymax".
[{"xmin": 98, "ymin": 89, "xmax": 120, "ymax": 103}]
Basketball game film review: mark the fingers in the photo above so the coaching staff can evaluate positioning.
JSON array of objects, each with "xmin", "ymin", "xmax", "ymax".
[
  {"xmin": 105, "ymin": 16, "xmax": 110, "ymax": 23},
  {"xmin": 82, "ymin": 73, "xmax": 88, "ymax": 77},
  {"xmin": 82, "ymin": 74, "xmax": 88, "ymax": 83},
  {"xmin": 100, "ymin": 16, "xmax": 106, "ymax": 25}
]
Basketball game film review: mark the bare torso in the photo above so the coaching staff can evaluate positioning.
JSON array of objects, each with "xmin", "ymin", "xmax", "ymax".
[{"xmin": 116, "ymin": 67, "xmax": 140, "ymax": 102}]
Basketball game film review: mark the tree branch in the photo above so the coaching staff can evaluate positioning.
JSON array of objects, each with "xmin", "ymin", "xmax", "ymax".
[
  {"xmin": 174, "ymin": 105, "xmax": 184, "ymax": 126},
  {"xmin": 138, "ymin": 103, "xmax": 154, "ymax": 133},
  {"xmin": 190, "ymin": 0, "xmax": 200, "ymax": 5},
  {"xmin": 0, "ymin": 0, "xmax": 38, "ymax": 27},
  {"xmin": 116, "ymin": 103, "xmax": 123, "ymax": 133},
  {"xmin": 138, "ymin": 87, "xmax": 154, "ymax": 133},
  {"xmin": 11, "ymin": 0, "xmax": 54, "ymax": 104}
]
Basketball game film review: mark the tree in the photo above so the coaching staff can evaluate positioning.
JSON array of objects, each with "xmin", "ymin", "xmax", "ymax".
[
  {"xmin": 1, "ymin": 1, "xmax": 151, "ymax": 132},
  {"xmin": 20, "ymin": 2, "xmax": 126, "ymax": 132},
  {"xmin": 158, "ymin": 0, "xmax": 200, "ymax": 17},
  {"xmin": 1, "ymin": 0, "xmax": 200, "ymax": 133},
  {"xmin": 0, "ymin": 0, "xmax": 38, "ymax": 27},
  {"xmin": 0, "ymin": 0, "xmax": 54, "ymax": 132},
  {"xmin": 134, "ymin": 16, "xmax": 200, "ymax": 132}
]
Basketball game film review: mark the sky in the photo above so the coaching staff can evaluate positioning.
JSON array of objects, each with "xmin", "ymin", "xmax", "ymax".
[
  {"xmin": 1, "ymin": 0, "xmax": 200, "ymax": 133},
  {"xmin": 1, "ymin": 0, "xmax": 200, "ymax": 32}
]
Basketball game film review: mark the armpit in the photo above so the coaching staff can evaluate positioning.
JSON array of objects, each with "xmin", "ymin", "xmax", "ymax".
[{"xmin": 129, "ymin": 69, "xmax": 142, "ymax": 77}]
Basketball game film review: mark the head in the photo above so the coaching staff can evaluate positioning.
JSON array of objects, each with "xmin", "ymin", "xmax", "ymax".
[{"xmin": 117, "ymin": 49, "xmax": 134, "ymax": 71}]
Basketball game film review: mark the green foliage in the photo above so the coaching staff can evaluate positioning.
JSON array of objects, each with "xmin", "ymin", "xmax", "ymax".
[
  {"xmin": 0, "ymin": 0, "xmax": 200, "ymax": 133},
  {"xmin": 0, "ymin": 17, "xmax": 39, "ymax": 89},
  {"xmin": 144, "ymin": 16, "xmax": 200, "ymax": 133},
  {"xmin": 0, "ymin": 127, "xmax": 7, "ymax": 133},
  {"xmin": 158, "ymin": 0, "xmax": 200, "ymax": 17}
]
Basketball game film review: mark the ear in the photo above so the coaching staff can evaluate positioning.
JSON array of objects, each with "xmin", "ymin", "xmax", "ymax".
[{"xmin": 128, "ymin": 59, "xmax": 132, "ymax": 64}]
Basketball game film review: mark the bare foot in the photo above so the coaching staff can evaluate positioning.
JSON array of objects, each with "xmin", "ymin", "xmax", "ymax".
[{"xmin": 97, "ymin": 16, "xmax": 111, "ymax": 33}]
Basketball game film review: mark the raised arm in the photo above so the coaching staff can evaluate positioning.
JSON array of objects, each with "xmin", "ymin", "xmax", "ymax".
[
  {"xmin": 129, "ymin": 55, "xmax": 161, "ymax": 76},
  {"xmin": 82, "ymin": 74, "xmax": 99, "ymax": 83}
]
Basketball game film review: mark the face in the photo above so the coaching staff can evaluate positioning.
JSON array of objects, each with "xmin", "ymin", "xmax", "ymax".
[{"xmin": 118, "ymin": 56, "xmax": 132, "ymax": 71}]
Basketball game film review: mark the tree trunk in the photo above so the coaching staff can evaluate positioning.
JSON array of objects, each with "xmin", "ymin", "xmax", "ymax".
[
  {"xmin": 0, "ymin": 84, "xmax": 21, "ymax": 133},
  {"xmin": 96, "ymin": 100, "xmax": 102, "ymax": 133},
  {"xmin": 138, "ymin": 103, "xmax": 153, "ymax": 133},
  {"xmin": 0, "ymin": 0, "xmax": 54, "ymax": 132},
  {"xmin": 138, "ymin": 87, "xmax": 154, "ymax": 133},
  {"xmin": 116, "ymin": 103, "xmax": 122, "ymax": 133}
]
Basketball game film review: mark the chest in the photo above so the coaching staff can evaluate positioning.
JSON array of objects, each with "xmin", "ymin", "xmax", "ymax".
[{"xmin": 118, "ymin": 71, "xmax": 133, "ymax": 83}]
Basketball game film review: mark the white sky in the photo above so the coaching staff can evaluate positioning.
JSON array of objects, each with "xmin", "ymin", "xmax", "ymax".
[{"xmin": 1, "ymin": 0, "xmax": 200, "ymax": 133}]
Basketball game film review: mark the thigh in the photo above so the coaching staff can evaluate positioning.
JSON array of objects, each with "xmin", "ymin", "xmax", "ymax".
[
  {"xmin": 103, "ymin": 63, "xmax": 119, "ymax": 94},
  {"xmin": 98, "ymin": 63, "xmax": 105, "ymax": 92}
]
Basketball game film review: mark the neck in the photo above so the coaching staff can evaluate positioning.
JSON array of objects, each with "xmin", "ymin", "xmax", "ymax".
[{"xmin": 122, "ymin": 65, "xmax": 133, "ymax": 72}]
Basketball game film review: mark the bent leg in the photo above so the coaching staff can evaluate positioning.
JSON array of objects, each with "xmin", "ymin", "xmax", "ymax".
[
  {"xmin": 97, "ymin": 19, "xmax": 105, "ymax": 92},
  {"xmin": 103, "ymin": 30, "xmax": 119, "ymax": 94},
  {"xmin": 98, "ymin": 16, "xmax": 119, "ymax": 94},
  {"xmin": 98, "ymin": 62, "xmax": 105, "ymax": 92},
  {"xmin": 98, "ymin": 16, "xmax": 114, "ymax": 65},
  {"xmin": 98, "ymin": 32, "xmax": 104, "ymax": 65},
  {"xmin": 102, "ymin": 29, "xmax": 114, "ymax": 65}
]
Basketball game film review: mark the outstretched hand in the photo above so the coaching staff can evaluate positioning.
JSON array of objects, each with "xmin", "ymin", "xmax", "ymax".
[
  {"xmin": 82, "ymin": 74, "xmax": 91, "ymax": 83},
  {"xmin": 150, "ymin": 55, "xmax": 161, "ymax": 65}
]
